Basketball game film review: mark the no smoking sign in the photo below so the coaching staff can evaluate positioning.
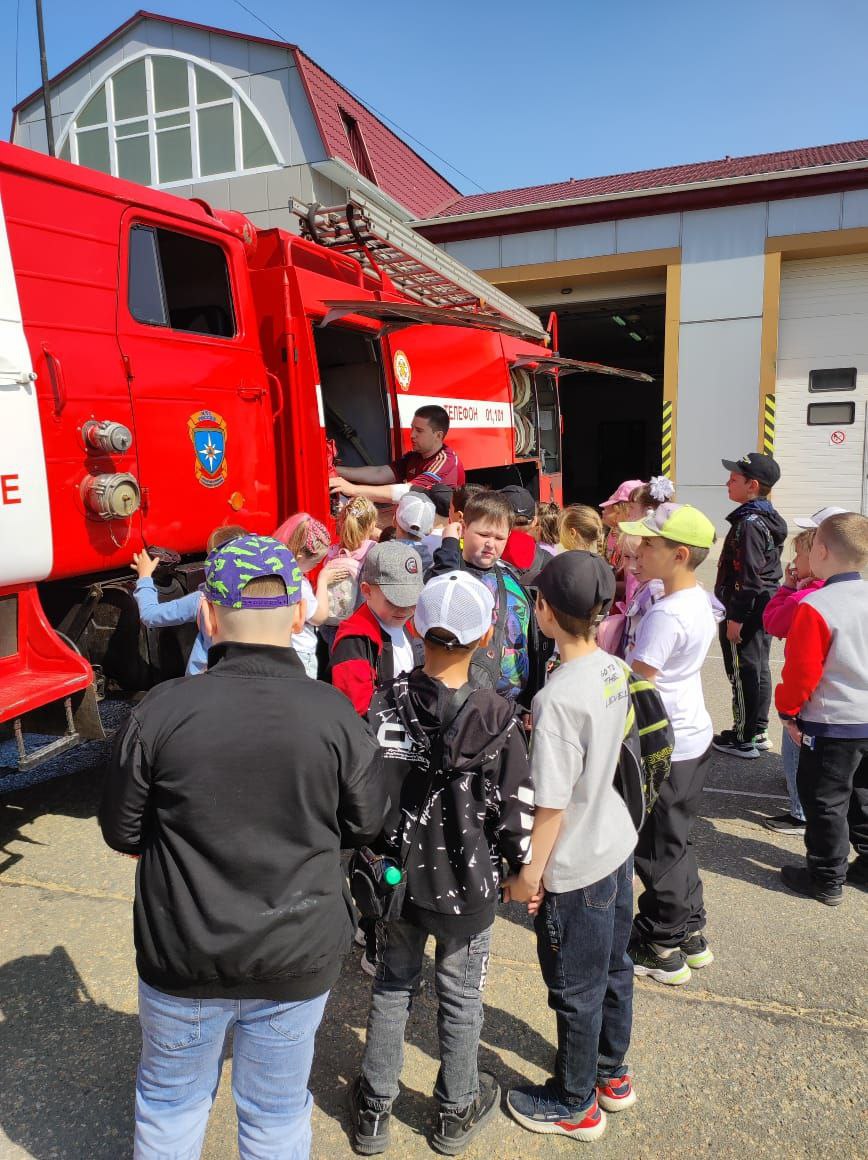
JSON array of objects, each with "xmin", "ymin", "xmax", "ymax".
[{"xmin": 829, "ymin": 429, "xmax": 846, "ymax": 447}]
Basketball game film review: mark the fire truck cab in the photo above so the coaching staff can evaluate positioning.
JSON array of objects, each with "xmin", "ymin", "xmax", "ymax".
[{"xmin": 0, "ymin": 142, "xmax": 648, "ymax": 768}]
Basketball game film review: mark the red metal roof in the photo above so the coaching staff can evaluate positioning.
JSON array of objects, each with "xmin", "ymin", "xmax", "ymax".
[
  {"xmin": 433, "ymin": 140, "xmax": 868, "ymax": 218},
  {"xmin": 290, "ymin": 50, "xmax": 458, "ymax": 217},
  {"xmin": 12, "ymin": 9, "xmax": 459, "ymax": 217}
]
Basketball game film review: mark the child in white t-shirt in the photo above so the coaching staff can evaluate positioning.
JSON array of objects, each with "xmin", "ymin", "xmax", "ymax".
[{"xmin": 619, "ymin": 503, "xmax": 717, "ymax": 986}]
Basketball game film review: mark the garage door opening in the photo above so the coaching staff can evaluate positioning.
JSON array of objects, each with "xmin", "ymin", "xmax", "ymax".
[{"xmin": 548, "ymin": 296, "xmax": 665, "ymax": 506}]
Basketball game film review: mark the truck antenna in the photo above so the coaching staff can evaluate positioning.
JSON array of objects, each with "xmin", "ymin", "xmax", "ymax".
[{"xmin": 35, "ymin": 0, "xmax": 55, "ymax": 157}]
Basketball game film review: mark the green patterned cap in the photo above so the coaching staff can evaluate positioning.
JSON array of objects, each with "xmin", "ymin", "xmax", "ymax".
[{"xmin": 204, "ymin": 534, "xmax": 303, "ymax": 609}]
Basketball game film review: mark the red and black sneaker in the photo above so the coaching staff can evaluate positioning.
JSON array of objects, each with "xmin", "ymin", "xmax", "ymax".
[
  {"xmin": 597, "ymin": 1074, "xmax": 636, "ymax": 1112},
  {"xmin": 506, "ymin": 1083, "xmax": 607, "ymax": 1139}
]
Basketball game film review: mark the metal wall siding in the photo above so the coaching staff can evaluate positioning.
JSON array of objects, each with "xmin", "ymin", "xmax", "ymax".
[
  {"xmin": 774, "ymin": 255, "xmax": 868, "ymax": 522},
  {"xmin": 680, "ymin": 204, "xmax": 767, "ymax": 322},
  {"xmin": 676, "ymin": 316, "xmax": 763, "ymax": 530},
  {"xmin": 554, "ymin": 221, "xmax": 616, "ymax": 261},
  {"xmin": 767, "ymin": 193, "xmax": 842, "ymax": 236}
]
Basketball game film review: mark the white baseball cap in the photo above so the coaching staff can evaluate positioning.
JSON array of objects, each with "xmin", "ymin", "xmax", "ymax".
[
  {"xmin": 396, "ymin": 491, "xmax": 436, "ymax": 537},
  {"xmin": 793, "ymin": 506, "xmax": 848, "ymax": 529},
  {"xmin": 414, "ymin": 571, "xmax": 494, "ymax": 646}
]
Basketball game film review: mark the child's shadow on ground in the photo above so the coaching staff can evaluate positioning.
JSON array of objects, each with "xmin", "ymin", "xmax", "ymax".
[{"xmin": 311, "ymin": 947, "xmax": 554, "ymax": 1146}]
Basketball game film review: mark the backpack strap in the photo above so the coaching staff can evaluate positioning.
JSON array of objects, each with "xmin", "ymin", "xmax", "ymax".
[
  {"xmin": 399, "ymin": 682, "xmax": 473, "ymax": 869},
  {"xmin": 470, "ymin": 567, "xmax": 509, "ymax": 689}
]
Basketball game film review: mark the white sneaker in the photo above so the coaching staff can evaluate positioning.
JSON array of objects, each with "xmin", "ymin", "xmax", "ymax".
[
  {"xmin": 360, "ymin": 953, "xmax": 376, "ymax": 978},
  {"xmin": 353, "ymin": 926, "xmax": 367, "ymax": 948}
]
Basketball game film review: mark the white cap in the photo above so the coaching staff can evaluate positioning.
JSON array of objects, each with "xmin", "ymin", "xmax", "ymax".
[
  {"xmin": 414, "ymin": 571, "xmax": 494, "ymax": 646},
  {"xmin": 396, "ymin": 491, "xmax": 436, "ymax": 537},
  {"xmin": 793, "ymin": 505, "xmax": 848, "ymax": 529}
]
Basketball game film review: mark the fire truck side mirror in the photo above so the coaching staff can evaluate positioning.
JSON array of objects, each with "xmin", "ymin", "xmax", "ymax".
[{"xmin": 80, "ymin": 473, "xmax": 141, "ymax": 520}]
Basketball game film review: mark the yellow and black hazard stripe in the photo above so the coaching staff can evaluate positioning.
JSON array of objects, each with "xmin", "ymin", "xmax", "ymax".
[
  {"xmin": 763, "ymin": 394, "xmax": 776, "ymax": 455},
  {"xmin": 661, "ymin": 400, "xmax": 673, "ymax": 476}
]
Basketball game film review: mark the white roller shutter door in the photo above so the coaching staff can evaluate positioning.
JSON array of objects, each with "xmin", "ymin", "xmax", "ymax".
[{"xmin": 774, "ymin": 254, "xmax": 868, "ymax": 524}]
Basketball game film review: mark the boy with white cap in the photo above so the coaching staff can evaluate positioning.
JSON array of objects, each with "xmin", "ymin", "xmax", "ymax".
[
  {"xmin": 394, "ymin": 490, "xmax": 437, "ymax": 571},
  {"xmin": 351, "ymin": 571, "xmax": 533, "ymax": 1157}
]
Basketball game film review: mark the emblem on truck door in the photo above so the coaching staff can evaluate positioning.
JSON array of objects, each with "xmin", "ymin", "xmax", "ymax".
[
  {"xmin": 393, "ymin": 350, "xmax": 412, "ymax": 391},
  {"xmin": 188, "ymin": 410, "xmax": 228, "ymax": 488}
]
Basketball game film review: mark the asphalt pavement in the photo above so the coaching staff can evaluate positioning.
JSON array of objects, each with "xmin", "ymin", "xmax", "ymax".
[{"xmin": 0, "ymin": 637, "xmax": 865, "ymax": 1159}]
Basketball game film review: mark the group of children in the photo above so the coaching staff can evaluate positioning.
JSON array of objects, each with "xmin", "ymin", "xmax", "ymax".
[{"xmin": 126, "ymin": 456, "xmax": 868, "ymax": 1152}]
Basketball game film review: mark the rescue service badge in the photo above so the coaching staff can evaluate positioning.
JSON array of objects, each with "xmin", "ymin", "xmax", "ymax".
[
  {"xmin": 188, "ymin": 410, "xmax": 228, "ymax": 488},
  {"xmin": 393, "ymin": 350, "xmax": 412, "ymax": 391}
]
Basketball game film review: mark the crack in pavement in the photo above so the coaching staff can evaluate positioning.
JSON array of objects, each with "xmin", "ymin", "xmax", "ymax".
[
  {"xmin": 0, "ymin": 875, "xmax": 133, "ymax": 904},
  {"xmin": 492, "ymin": 955, "xmax": 868, "ymax": 1032}
]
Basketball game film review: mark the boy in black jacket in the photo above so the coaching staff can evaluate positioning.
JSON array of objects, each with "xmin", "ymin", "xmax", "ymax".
[
  {"xmin": 100, "ymin": 535, "xmax": 386, "ymax": 1160},
  {"xmin": 714, "ymin": 453, "xmax": 788, "ymax": 758},
  {"xmin": 351, "ymin": 571, "xmax": 534, "ymax": 1157}
]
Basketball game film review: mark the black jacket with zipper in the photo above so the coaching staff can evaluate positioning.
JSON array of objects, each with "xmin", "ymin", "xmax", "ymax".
[
  {"xmin": 99, "ymin": 642, "xmax": 386, "ymax": 1001},
  {"xmin": 715, "ymin": 500, "xmax": 788, "ymax": 623},
  {"xmin": 367, "ymin": 669, "xmax": 533, "ymax": 939}
]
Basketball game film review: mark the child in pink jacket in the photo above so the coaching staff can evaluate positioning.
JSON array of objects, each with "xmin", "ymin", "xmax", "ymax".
[{"xmin": 761, "ymin": 527, "xmax": 824, "ymax": 834}]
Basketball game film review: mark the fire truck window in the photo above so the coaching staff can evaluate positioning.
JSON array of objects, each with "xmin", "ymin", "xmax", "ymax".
[
  {"xmin": 535, "ymin": 373, "xmax": 561, "ymax": 475},
  {"xmin": 129, "ymin": 225, "xmax": 235, "ymax": 337},
  {"xmin": 156, "ymin": 231, "xmax": 236, "ymax": 337},
  {"xmin": 129, "ymin": 227, "xmax": 168, "ymax": 327}
]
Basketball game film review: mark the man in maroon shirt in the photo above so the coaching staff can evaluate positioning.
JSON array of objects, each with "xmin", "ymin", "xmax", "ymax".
[{"xmin": 329, "ymin": 405, "xmax": 465, "ymax": 505}]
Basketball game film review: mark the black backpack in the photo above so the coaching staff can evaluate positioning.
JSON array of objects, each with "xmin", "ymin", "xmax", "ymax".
[{"xmin": 614, "ymin": 664, "xmax": 674, "ymax": 831}]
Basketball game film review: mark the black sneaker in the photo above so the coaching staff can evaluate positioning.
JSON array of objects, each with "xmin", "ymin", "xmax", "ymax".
[
  {"xmin": 349, "ymin": 1076, "xmax": 391, "ymax": 1155},
  {"xmin": 629, "ymin": 939, "xmax": 692, "ymax": 985},
  {"xmin": 762, "ymin": 812, "xmax": 806, "ymax": 835},
  {"xmin": 846, "ymin": 858, "xmax": 868, "ymax": 888},
  {"xmin": 430, "ymin": 1072, "xmax": 500, "ymax": 1155},
  {"xmin": 780, "ymin": 864, "xmax": 843, "ymax": 907},
  {"xmin": 680, "ymin": 931, "xmax": 714, "ymax": 969},
  {"xmin": 712, "ymin": 732, "xmax": 760, "ymax": 759}
]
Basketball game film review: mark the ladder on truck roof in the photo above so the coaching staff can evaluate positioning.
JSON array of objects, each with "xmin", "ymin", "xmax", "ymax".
[{"xmin": 289, "ymin": 194, "xmax": 547, "ymax": 342}]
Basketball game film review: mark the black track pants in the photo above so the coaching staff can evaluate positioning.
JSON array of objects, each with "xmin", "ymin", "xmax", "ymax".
[
  {"xmin": 719, "ymin": 618, "xmax": 772, "ymax": 742},
  {"xmin": 797, "ymin": 736, "xmax": 868, "ymax": 887},
  {"xmin": 632, "ymin": 747, "xmax": 711, "ymax": 947}
]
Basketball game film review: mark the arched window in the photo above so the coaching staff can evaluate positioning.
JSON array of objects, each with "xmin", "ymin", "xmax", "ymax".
[{"xmin": 58, "ymin": 52, "xmax": 281, "ymax": 186}]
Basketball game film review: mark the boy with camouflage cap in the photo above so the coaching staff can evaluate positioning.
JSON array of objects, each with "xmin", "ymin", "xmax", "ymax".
[{"xmin": 101, "ymin": 534, "xmax": 386, "ymax": 1160}]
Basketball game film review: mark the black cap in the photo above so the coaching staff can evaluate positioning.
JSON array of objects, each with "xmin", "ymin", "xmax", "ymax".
[
  {"xmin": 501, "ymin": 484, "xmax": 536, "ymax": 521},
  {"xmin": 536, "ymin": 551, "xmax": 615, "ymax": 622},
  {"xmin": 411, "ymin": 481, "xmax": 452, "ymax": 518},
  {"xmin": 721, "ymin": 452, "xmax": 781, "ymax": 487}
]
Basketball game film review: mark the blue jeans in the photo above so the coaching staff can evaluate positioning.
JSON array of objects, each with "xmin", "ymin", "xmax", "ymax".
[
  {"xmin": 533, "ymin": 857, "xmax": 634, "ymax": 1111},
  {"xmin": 135, "ymin": 979, "xmax": 328, "ymax": 1160},
  {"xmin": 361, "ymin": 919, "xmax": 491, "ymax": 1111},
  {"xmin": 781, "ymin": 729, "xmax": 806, "ymax": 821}
]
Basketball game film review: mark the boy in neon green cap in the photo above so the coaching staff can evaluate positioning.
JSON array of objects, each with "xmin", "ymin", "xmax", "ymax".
[{"xmin": 618, "ymin": 503, "xmax": 718, "ymax": 986}]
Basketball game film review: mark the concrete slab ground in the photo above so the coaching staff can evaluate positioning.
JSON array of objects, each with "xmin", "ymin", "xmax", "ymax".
[{"xmin": 1, "ymin": 640, "xmax": 865, "ymax": 1159}]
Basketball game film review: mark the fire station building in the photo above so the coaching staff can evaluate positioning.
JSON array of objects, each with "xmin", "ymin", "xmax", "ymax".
[
  {"xmin": 418, "ymin": 150, "xmax": 868, "ymax": 526},
  {"xmin": 11, "ymin": 9, "xmax": 868, "ymax": 526}
]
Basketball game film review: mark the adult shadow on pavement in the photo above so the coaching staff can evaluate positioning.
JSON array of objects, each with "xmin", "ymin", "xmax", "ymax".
[
  {"xmin": 311, "ymin": 946, "xmax": 557, "ymax": 1148},
  {"xmin": 0, "ymin": 945, "xmax": 138, "ymax": 1159},
  {"xmin": 0, "ymin": 763, "xmax": 106, "ymax": 879}
]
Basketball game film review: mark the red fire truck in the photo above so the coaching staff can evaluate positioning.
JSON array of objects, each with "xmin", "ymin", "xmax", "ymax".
[{"xmin": 0, "ymin": 141, "xmax": 648, "ymax": 768}]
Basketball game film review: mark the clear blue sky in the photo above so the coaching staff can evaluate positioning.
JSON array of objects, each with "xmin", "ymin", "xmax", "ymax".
[{"xmin": 4, "ymin": 0, "xmax": 867, "ymax": 195}]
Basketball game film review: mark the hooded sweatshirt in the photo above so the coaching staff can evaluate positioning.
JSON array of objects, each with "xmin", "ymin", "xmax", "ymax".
[
  {"xmin": 367, "ymin": 669, "xmax": 533, "ymax": 939},
  {"xmin": 715, "ymin": 499, "xmax": 788, "ymax": 623}
]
